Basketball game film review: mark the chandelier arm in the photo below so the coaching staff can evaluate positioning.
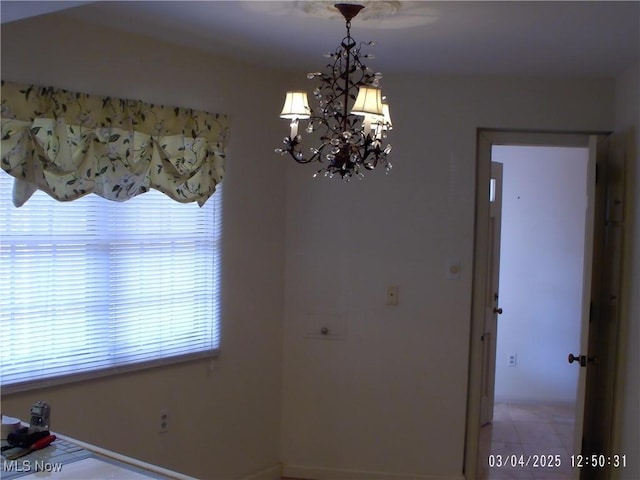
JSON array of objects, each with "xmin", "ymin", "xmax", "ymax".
[
  {"xmin": 282, "ymin": 138, "xmax": 321, "ymax": 164},
  {"xmin": 281, "ymin": 122, "xmax": 349, "ymax": 165},
  {"xmin": 286, "ymin": 149, "xmax": 315, "ymax": 164}
]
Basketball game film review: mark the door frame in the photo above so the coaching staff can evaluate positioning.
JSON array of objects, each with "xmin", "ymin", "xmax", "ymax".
[{"xmin": 464, "ymin": 129, "xmax": 612, "ymax": 479}]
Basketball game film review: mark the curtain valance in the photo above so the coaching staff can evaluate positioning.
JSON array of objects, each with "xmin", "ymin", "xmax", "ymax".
[{"xmin": 1, "ymin": 80, "xmax": 229, "ymax": 206}]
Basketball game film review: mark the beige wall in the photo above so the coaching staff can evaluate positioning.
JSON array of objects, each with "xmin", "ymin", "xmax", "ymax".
[{"xmin": 0, "ymin": 14, "xmax": 288, "ymax": 480}]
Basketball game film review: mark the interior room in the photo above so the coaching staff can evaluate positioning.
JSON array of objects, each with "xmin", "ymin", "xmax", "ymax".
[{"xmin": 1, "ymin": 2, "xmax": 638, "ymax": 480}]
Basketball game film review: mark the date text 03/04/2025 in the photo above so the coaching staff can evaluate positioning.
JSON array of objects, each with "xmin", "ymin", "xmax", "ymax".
[{"xmin": 487, "ymin": 454, "xmax": 627, "ymax": 469}]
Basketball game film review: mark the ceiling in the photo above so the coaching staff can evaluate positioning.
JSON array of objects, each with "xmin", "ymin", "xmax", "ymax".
[{"xmin": 1, "ymin": 1, "xmax": 639, "ymax": 77}]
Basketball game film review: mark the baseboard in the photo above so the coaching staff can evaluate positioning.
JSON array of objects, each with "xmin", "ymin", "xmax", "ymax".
[
  {"xmin": 282, "ymin": 464, "xmax": 465, "ymax": 480},
  {"xmin": 239, "ymin": 464, "xmax": 282, "ymax": 480}
]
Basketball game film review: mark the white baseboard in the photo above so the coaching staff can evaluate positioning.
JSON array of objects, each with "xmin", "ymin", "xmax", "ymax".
[
  {"xmin": 282, "ymin": 464, "xmax": 465, "ymax": 480},
  {"xmin": 239, "ymin": 464, "xmax": 282, "ymax": 480}
]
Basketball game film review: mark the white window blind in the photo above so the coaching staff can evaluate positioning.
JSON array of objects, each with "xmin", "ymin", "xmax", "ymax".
[{"xmin": 0, "ymin": 172, "xmax": 221, "ymax": 393}]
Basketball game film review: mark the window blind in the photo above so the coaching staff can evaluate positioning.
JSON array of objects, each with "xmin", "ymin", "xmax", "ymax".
[{"xmin": 0, "ymin": 172, "xmax": 221, "ymax": 393}]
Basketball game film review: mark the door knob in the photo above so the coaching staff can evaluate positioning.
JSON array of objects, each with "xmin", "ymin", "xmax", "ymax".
[
  {"xmin": 568, "ymin": 353, "xmax": 586, "ymax": 366},
  {"xmin": 494, "ymin": 307, "xmax": 503, "ymax": 315},
  {"xmin": 568, "ymin": 353, "xmax": 597, "ymax": 367}
]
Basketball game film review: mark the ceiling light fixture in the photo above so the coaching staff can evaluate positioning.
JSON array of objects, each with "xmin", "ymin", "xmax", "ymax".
[{"xmin": 275, "ymin": 3, "xmax": 392, "ymax": 180}]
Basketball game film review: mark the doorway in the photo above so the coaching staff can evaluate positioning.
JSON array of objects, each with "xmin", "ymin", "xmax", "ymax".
[
  {"xmin": 493, "ymin": 145, "xmax": 588, "ymax": 405},
  {"xmin": 480, "ymin": 145, "xmax": 590, "ymax": 480},
  {"xmin": 465, "ymin": 130, "xmax": 622, "ymax": 480}
]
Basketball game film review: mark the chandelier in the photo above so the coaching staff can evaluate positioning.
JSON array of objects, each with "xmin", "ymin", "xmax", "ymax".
[{"xmin": 275, "ymin": 3, "xmax": 393, "ymax": 180}]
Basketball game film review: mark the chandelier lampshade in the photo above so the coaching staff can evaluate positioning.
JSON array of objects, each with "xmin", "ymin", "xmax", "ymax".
[
  {"xmin": 351, "ymin": 86, "xmax": 384, "ymax": 117},
  {"xmin": 275, "ymin": 3, "xmax": 393, "ymax": 180},
  {"xmin": 280, "ymin": 91, "xmax": 311, "ymax": 119}
]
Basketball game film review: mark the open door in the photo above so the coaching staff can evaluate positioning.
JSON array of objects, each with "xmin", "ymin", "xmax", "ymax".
[
  {"xmin": 568, "ymin": 135, "xmax": 599, "ymax": 479},
  {"xmin": 575, "ymin": 134, "xmax": 626, "ymax": 480},
  {"xmin": 479, "ymin": 161, "xmax": 503, "ymax": 426}
]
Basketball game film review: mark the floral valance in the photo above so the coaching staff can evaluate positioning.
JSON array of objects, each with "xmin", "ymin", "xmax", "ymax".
[{"xmin": 1, "ymin": 80, "xmax": 230, "ymax": 207}]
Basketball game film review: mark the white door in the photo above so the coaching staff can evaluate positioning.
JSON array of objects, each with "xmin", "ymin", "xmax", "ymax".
[
  {"xmin": 573, "ymin": 134, "xmax": 625, "ymax": 474},
  {"xmin": 568, "ymin": 136, "xmax": 598, "ymax": 476},
  {"xmin": 479, "ymin": 161, "xmax": 503, "ymax": 426}
]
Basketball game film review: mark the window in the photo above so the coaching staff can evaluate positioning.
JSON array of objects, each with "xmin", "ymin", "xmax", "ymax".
[{"xmin": 0, "ymin": 172, "xmax": 222, "ymax": 393}]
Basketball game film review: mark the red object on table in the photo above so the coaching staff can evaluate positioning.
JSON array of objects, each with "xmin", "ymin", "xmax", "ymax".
[{"xmin": 6, "ymin": 434, "xmax": 57, "ymax": 460}]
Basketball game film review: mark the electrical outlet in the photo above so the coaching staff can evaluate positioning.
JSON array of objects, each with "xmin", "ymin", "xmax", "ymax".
[
  {"xmin": 159, "ymin": 409, "xmax": 169, "ymax": 433},
  {"xmin": 507, "ymin": 353, "xmax": 517, "ymax": 367}
]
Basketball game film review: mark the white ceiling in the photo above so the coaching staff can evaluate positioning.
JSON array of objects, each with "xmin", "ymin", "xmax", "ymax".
[{"xmin": 2, "ymin": 1, "xmax": 639, "ymax": 77}]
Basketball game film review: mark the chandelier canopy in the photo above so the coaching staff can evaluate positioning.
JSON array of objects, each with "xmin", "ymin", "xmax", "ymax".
[{"xmin": 275, "ymin": 3, "xmax": 393, "ymax": 180}]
